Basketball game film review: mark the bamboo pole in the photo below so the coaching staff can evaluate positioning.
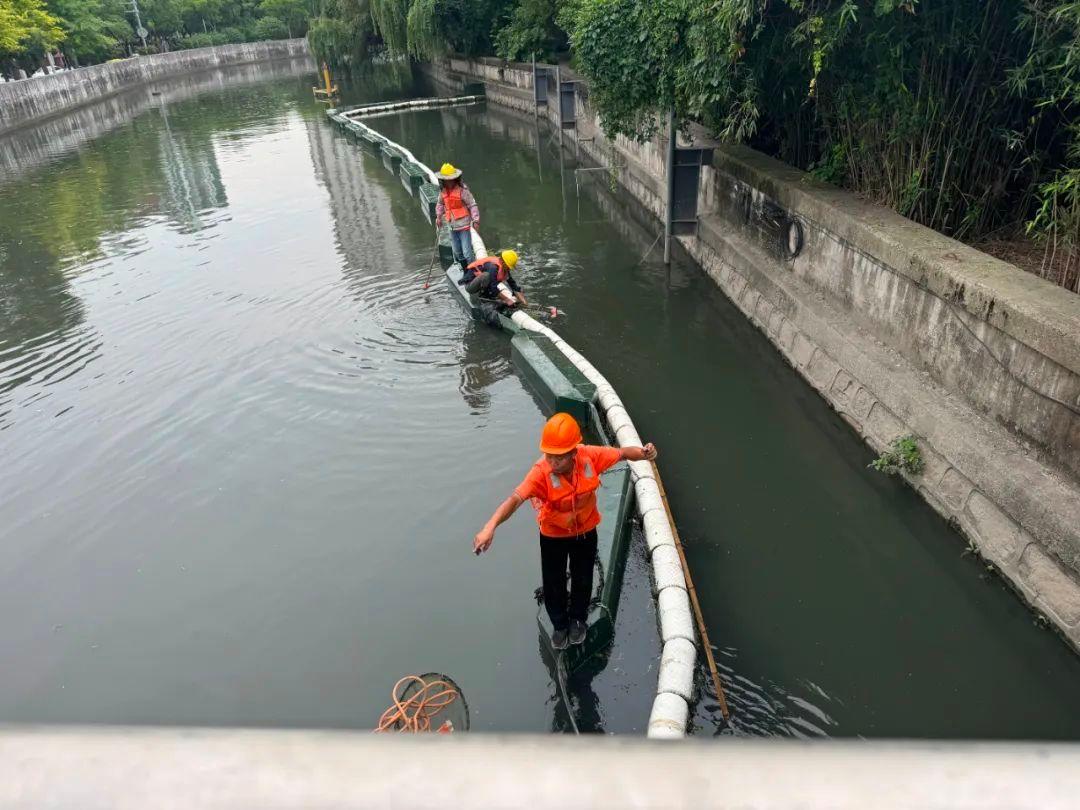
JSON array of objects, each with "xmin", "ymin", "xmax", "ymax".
[
  {"xmin": 663, "ymin": 108, "xmax": 676, "ymax": 265},
  {"xmin": 650, "ymin": 460, "xmax": 731, "ymax": 723}
]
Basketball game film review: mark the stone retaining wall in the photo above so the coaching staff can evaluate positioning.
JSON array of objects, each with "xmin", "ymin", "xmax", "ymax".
[
  {"xmin": 0, "ymin": 39, "xmax": 312, "ymax": 136},
  {"xmin": 423, "ymin": 57, "xmax": 1080, "ymax": 653}
]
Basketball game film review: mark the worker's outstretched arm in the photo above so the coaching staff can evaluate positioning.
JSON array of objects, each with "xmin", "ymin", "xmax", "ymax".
[
  {"xmin": 473, "ymin": 494, "xmax": 523, "ymax": 555},
  {"xmin": 620, "ymin": 443, "xmax": 658, "ymax": 462}
]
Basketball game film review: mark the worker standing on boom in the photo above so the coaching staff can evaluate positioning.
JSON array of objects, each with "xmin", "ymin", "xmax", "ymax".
[
  {"xmin": 473, "ymin": 413, "xmax": 658, "ymax": 650},
  {"xmin": 435, "ymin": 163, "xmax": 479, "ymax": 267}
]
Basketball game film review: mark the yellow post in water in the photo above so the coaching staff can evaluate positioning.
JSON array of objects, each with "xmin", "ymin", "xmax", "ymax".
[{"xmin": 313, "ymin": 62, "xmax": 338, "ymax": 101}]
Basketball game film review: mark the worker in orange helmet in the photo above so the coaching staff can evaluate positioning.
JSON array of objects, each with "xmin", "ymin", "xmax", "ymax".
[{"xmin": 473, "ymin": 413, "xmax": 657, "ymax": 650}]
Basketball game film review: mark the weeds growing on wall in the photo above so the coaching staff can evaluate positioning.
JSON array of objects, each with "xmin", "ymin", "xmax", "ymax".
[{"xmin": 870, "ymin": 436, "xmax": 924, "ymax": 476}]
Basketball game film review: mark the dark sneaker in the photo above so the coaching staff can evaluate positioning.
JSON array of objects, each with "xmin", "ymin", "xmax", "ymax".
[
  {"xmin": 569, "ymin": 621, "xmax": 587, "ymax": 646},
  {"xmin": 551, "ymin": 629, "xmax": 569, "ymax": 650}
]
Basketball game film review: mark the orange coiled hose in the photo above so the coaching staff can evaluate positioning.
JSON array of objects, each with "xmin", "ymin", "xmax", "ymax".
[{"xmin": 375, "ymin": 675, "xmax": 459, "ymax": 733}]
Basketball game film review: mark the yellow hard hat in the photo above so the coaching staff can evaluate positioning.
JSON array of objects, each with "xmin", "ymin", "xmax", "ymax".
[
  {"xmin": 500, "ymin": 249, "xmax": 519, "ymax": 269},
  {"xmin": 439, "ymin": 163, "xmax": 462, "ymax": 180}
]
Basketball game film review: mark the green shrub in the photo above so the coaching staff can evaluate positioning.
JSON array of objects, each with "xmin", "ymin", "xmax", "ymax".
[
  {"xmin": 251, "ymin": 16, "xmax": 290, "ymax": 40},
  {"xmin": 308, "ymin": 13, "xmax": 371, "ymax": 65},
  {"xmin": 216, "ymin": 26, "xmax": 247, "ymax": 43},
  {"xmin": 494, "ymin": 0, "xmax": 564, "ymax": 62},
  {"xmin": 177, "ymin": 33, "xmax": 213, "ymax": 49}
]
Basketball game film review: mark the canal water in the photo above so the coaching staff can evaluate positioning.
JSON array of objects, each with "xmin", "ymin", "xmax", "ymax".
[{"xmin": 2, "ymin": 61, "xmax": 1079, "ymax": 738}]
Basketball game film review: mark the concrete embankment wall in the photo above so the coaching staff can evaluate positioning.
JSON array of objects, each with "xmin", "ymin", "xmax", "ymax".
[
  {"xmin": 0, "ymin": 39, "xmax": 312, "ymax": 136},
  {"xmin": 424, "ymin": 57, "xmax": 1080, "ymax": 652}
]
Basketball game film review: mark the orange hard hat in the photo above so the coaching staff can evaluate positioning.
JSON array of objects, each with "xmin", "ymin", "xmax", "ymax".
[{"xmin": 540, "ymin": 412, "xmax": 582, "ymax": 455}]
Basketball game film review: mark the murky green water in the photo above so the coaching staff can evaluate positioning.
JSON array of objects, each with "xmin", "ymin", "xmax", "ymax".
[{"xmin": 2, "ymin": 62, "xmax": 1079, "ymax": 738}]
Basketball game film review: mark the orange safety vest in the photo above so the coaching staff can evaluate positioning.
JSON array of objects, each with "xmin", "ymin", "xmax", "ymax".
[
  {"xmin": 533, "ymin": 450, "xmax": 602, "ymax": 538},
  {"xmin": 441, "ymin": 185, "xmax": 472, "ymax": 231}
]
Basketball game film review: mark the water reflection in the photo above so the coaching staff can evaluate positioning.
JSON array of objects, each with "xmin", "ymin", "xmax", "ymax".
[
  {"xmin": 538, "ymin": 631, "xmax": 609, "ymax": 734},
  {"xmin": 304, "ymin": 112, "xmax": 403, "ymax": 274},
  {"xmin": 0, "ymin": 57, "xmax": 316, "ymax": 181},
  {"xmin": 0, "ymin": 235, "xmax": 90, "ymax": 423},
  {"xmin": 304, "ymin": 100, "xmax": 518, "ymax": 416},
  {"xmin": 0, "ymin": 61, "xmax": 319, "ymax": 428},
  {"xmin": 333, "ymin": 60, "xmax": 421, "ymax": 109},
  {"xmin": 156, "ymin": 99, "xmax": 228, "ymax": 232},
  {"xmin": 456, "ymin": 326, "xmax": 513, "ymax": 415}
]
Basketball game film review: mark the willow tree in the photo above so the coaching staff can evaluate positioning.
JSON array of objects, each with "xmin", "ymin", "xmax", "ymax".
[
  {"xmin": 559, "ymin": 0, "xmax": 765, "ymax": 144},
  {"xmin": 404, "ymin": 0, "xmax": 440, "ymax": 58},
  {"xmin": 371, "ymin": 0, "xmax": 510, "ymax": 60},
  {"xmin": 370, "ymin": 0, "xmax": 407, "ymax": 50},
  {"xmin": 307, "ymin": 0, "xmax": 373, "ymax": 64}
]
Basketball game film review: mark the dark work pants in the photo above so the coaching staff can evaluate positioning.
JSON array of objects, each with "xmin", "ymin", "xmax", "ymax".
[
  {"xmin": 464, "ymin": 270, "xmax": 490, "ymax": 295},
  {"xmin": 539, "ymin": 529, "xmax": 598, "ymax": 632}
]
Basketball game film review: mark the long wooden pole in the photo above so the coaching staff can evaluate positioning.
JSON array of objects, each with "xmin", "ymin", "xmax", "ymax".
[
  {"xmin": 421, "ymin": 229, "xmax": 440, "ymax": 289},
  {"xmin": 663, "ymin": 108, "xmax": 676, "ymax": 265},
  {"xmin": 650, "ymin": 461, "xmax": 731, "ymax": 722}
]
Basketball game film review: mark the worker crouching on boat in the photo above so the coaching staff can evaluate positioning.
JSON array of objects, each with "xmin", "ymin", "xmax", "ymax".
[
  {"xmin": 474, "ymin": 413, "xmax": 658, "ymax": 650},
  {"xmin": 462, "ymin": 250, "xmax": 526, "ymax": 309},
  {"xmin": 435, "ymin": 163, "xmax": 479, "ymax": 267}
]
